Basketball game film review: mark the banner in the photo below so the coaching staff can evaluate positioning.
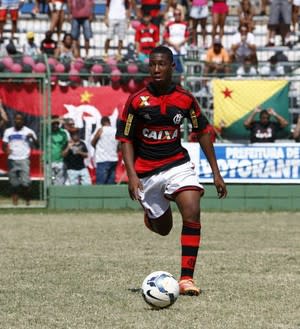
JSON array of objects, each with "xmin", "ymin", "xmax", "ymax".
[
  {"xmin": 196, "ymin": 143, "xmax": 300, "ymax": 183},
  {"xmin": 0, "ymin": 84, "xmax": 131, "ymax": 181},
  {"xmin": 213, "ymin": 80, "xmax": 290, "ymax": 139}
]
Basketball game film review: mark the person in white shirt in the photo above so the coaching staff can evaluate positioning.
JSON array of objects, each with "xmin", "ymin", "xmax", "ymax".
[
  {"xmin": 259, "ymin": 55, "xmax": 285, "ymax": 76},
  {"xmin": 23, "ymin": 31, "xmax": 40, "ymax": 58},
  {"xmin": 230, "ymin": 23, "xmax": 257, "ymax": 64},
  {"xmin": 2, "ymin": 113, "xmax": 38, "ymax": 205},
  {"xmin": 91, "ymin": 116, "xmax": 119, "ymax": 184},
  {"xmin": 236, "ymin": 55, "xmax": 257, "ymax": 76}
]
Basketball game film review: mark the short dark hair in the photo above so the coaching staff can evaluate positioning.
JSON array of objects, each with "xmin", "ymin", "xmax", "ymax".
[
  {"xmin": 259, "ymin": 109, "xmax": 270, "ymax": 119},
  {"xmin": 150, "ymin": 46, "xmax": 174, "ymax": 64}
]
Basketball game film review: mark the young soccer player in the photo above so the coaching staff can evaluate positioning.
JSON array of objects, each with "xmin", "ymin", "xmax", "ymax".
[{"xmin": 116, "ymin": 46, "xmax": 227, "ymax": 295}]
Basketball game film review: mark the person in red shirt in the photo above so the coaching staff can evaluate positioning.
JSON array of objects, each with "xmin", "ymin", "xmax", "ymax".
[
  {"xmin": 132, "ymin": 0, "xmax": 164, "ymax": 27},
  {"xmin": 135, "ymin": 9, "xmax": 159, "ymax": 62},
  {"xmin": 116, "ymin": 46, "xmax": 227, "ymax": 296},
  {"xmin": 40, "ymin": 30, "xmax": 58, "ymax": 56}
]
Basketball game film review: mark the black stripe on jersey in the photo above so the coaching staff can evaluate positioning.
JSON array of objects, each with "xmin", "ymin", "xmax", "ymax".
[{"xmin": 135, "ymin": 141, "xmax": 187, "ymax": 160}]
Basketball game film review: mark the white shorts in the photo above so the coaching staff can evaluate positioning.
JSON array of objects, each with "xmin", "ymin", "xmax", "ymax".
[
  {"xmin": 293, "ymin": 0, "xmax": 300, "ymax": 6},
  {"xmin": 107, "ymin": 19, "xmax": 126, "ymax": 40},
  {"xmin": 48, "ymin": 2, "xmax": 66, "ymax": 12},
  {"xmin": 139, "ymin": 161, "xmax": 204, "ymax": 219},
  {"xmin": 189, "ymin": 5, "xmax": 209, "ymax": 20}
]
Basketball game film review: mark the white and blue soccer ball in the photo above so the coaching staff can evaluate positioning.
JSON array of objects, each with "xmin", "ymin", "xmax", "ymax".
[{"xmin": 141, "ymin": 271, "xmax": 179, "ymax": 309}]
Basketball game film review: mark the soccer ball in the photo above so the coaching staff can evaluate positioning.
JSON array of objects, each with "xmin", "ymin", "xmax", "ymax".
[{"xmin": 141, "ymin": 271, "xmax": 179, "ymax": 309}]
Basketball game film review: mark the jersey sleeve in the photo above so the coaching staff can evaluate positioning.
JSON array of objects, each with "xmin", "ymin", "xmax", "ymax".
[
  {"xmin": 189, "ymin": 97, "xmax": 210, "ymax": 133},
  {"xmin": 116, "ymin": 95, "xmax": 137, "ymax": 143}
]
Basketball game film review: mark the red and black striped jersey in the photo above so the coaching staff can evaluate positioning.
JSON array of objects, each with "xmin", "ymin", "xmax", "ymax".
[{"xmin": 116, "ymin": 82, "xmax": 209, "ymax": 177}]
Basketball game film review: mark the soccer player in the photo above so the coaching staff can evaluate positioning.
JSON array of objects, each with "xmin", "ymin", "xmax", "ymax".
[{"xmin": 116, "ymin": 46, "xmax": 227, "ymax": 296}]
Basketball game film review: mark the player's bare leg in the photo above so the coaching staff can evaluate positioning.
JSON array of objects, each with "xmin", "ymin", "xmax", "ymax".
[
  {"xmin": 144, "ymin": 207, "xmax": 173, "ymax": 236},
  {"xmin": 175, "ymin": 190, "xmax": 203, "ymax": 296}
]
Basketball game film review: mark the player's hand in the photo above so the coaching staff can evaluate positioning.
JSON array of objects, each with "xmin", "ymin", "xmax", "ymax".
[
  {"xmin": 213, "ymin": 173, "xmax": 227, "ymax": 199},
  {"xmin": 254, "ymin": 107, "xmax": 261, "ymax": 114},
  {"xmin": 127, "ymin": 175, "xmax": 143, "ymax": 200},
  {"xmin": 267, "ymin": 108, "xmax": 276, "ymax": 116}
]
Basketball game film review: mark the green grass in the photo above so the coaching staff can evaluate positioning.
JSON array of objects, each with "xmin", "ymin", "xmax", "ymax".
[{"xmin": 0, "ymin": 211, "xmax": 299, "ymax": 329}]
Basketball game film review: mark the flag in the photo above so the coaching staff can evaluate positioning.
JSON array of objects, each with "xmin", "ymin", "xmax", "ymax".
[
  {"xmin": 212, "ymin": 80, "xmax": 290, "ymax": 139},
  {"xmin": 0, "ymin": 83, "xmax": 132, "ymax": 181}
]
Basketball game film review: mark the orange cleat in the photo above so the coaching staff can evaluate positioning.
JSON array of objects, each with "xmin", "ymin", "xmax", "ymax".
[{"xmin": 179, "ymin": 279, "xmax": 200, "ymax": 296}]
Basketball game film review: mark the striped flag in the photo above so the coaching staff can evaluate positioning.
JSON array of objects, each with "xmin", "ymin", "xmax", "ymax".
[{"xmin": 212, "ymin": 80, "xmax": 290, "ymax": 139}]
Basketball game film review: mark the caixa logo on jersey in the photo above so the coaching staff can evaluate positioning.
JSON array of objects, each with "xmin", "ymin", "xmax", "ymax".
[
  {"xmin": 173, "ymin": 113, "xmax": 183, "ymax": 125},
  {"xmin": 142, "ymin": 128, "xmax": 178, "ymax": 140}
]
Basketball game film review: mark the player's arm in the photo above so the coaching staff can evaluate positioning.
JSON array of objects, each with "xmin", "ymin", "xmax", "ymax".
[
  {"xmin": 293, "ymin": 115, "xmax": 300, "ymax": 140},
  {"xmin": 268, "ymin": 108, "xmax": 288, "ymax": 128},
  {"xmin": 121, "ymin": 142, "xmax": 143, "ymax": 200},
  {"xmin": 189, "ymin": 98, "xmax": 227, "ymax": 198},
  {"xmin": 0, "ymin": 99, "xmax": 8, "ymax": 128},
  {"xmin": 91, "ymin": 128, "xmax": 103, "ymax": 148},
  {"xmin": 244, "ymin": 107, "xmax": 260, "ymax": 128},
  {"xmin": 198, "ymin": 133, "xmax": 227, "ymax": 199},
  {"xmin": 2, "ymin": 141, "xmax": 9, "ymax": 154}
]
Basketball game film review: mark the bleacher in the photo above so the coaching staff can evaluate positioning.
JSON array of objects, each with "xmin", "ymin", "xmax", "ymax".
[{"xmin": 1, "ymin": 0, "xmax": 300, "ymax": 130}]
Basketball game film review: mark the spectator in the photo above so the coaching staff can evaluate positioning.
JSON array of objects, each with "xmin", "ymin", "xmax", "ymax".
[
  {"xmin": 211, "ymin": 0, "xmax": 229, "ymax": 42},
  {"xmin": 62, "ymin": 130, "xmax": 91, "ymax": 185},
  {"xmin": 0, "ymin": 0, "xmax": 24, "ymax": 39},
  {"xmin": 293, "ymin": 115, "xmax": 300, "ymax": 142},
  {"xmin": 68, "ymin": 0, "xmax": 94, "ymax": 58},
  {"xmin": 259, "ymin": 55, "xmax": 285, "ymax": 76},
  {"xmin": 244, "ymin": 107, "xmax": 288, "ymax": 143},
  {"xmin": 203, "ymin": 37, "xmax": 230, "ymax": 76},
  {"xmin": 189, "ymin": 0, "xmax": 208, "ymax": 48},
  {"xmin": 132, "ymin": 0, "xmax": 164, "ymax": 28},
  {"xmin": 230, "ymin": 23, "xmax": 257, "ymax": 64},
  {"xmin": 237, "ymin": 0, "xmax": 255, "ymax": 32},
  {"xmin": 62, "ymin": 117, "xmax": 77, "ymax": 139},
  {"xmin": 0, "ymin": 37, "xmax": 7, "ymax": 57},
  {"xmin": 163, "ymin": 8, "xmax": 189, "ymax": 73},
  {"xmin": 265, "ymin": 0, "xmax": 292, "ymax": 47},
  {"xmin": 55, "ymin": 33, "xmax": 79, "ymax": 62},
  {"xmin": 260, "ymin": 0, "xmax": 268, "ymax": 15},
  {"xmin": 291, "ymin": 0, "xmax": 300, "ymax": 37},
  {"xmin": 40, "ymin": 30, "xmax": 58, "ymax": 56},
  {"xmin": 103, "ymin": 0, "xmax": 130, "ymax": 61},
  {"xmin": 0, "ymin": 98, "xmax": 8, "ymax": 134},
  {"xmin": 135, "ymin": 9, "xmax": 159, "ymax": 62},
  {"xmin": 91, "ymin": 116, "xmax": 118, "ymax": 184},
  {"xmin": 5, "ymin": 38, "xmax": 20, "ymax": 55},
  {"xmin": 236, "ymin": 55, "xmax": 257, "ymax": 76},
  {"xmin": 48, "ymin": 0, "xmax": 67, "ymax": 41},
  {"xmin": 164, "ymin": 0, "xmax": 186, "ymax": 24},
  {"xmin": 2, "ymin": 113, "xmax": 38, "ymax": 205},
  {"xmin": 50, "ymin": 116, "xmax": 68, "ymax": 185},
  {"xmin": 32, "ymin": 0, "xmax": 48, "ymax": 15},
  {"xmin": 23, "ymin": 31, "xmax": 40, "ymax": 57}
]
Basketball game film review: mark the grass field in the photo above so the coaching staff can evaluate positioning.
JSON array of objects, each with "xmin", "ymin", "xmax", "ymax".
[{"xmin": 0, "ymin": 210, "xmax": 299, "ymax": 329}]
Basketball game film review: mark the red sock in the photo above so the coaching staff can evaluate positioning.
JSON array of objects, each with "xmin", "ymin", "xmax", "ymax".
[{"xmin": 180, "ymin": 221, "xmax": 201, "ymax": 280}]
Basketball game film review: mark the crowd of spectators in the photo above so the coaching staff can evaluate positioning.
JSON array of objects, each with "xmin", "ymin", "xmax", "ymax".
[{"xmin": 0, "ymin": 0, "xmax": 297, "ymax": 79}]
